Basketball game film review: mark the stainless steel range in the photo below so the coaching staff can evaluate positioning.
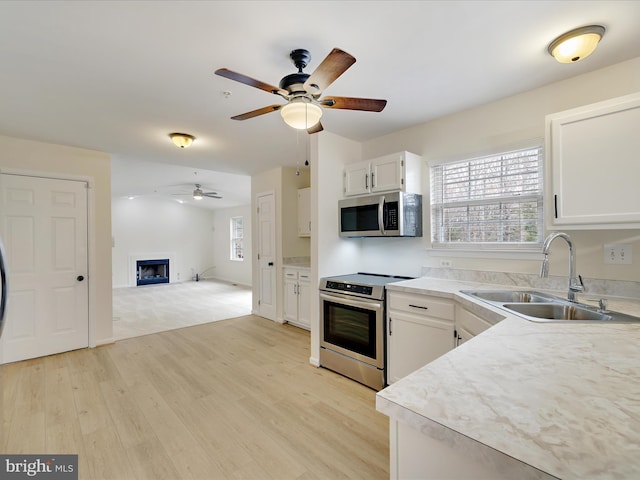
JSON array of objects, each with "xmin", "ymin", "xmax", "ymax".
[{"xmin": 319, "ymin": 272, "xmax": 413, "ymax": 390}]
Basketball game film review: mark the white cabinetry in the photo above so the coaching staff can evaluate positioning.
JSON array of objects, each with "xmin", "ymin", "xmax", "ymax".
[
  {"xmin": 283, "ymin": 267, "xmax": 310, "ymax": 330},
  {"xmin": 344, "ymin": 151, "xmax": 421, "ymax": 197},
  {"xmin": 387, "ymin": 291, "xmax": 455, "ymax": 384},
  {"xmin": 546, "ymin": 92, "xmax": 640, "ymax": 229},
  {"xmin": 455, "ymin": 305, "xmax": 493, "ymax": 346},
  {"xmin": 297, "ymin": 187, "xmax": 311, "ymax": 237}
]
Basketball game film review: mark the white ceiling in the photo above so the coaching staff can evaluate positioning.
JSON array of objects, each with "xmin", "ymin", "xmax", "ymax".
[{"xmin": 1, "ymin": 1, "xmax": 639, "ymax": 209}]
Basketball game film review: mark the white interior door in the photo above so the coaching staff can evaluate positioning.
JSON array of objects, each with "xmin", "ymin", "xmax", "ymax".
[
  {"xmin": 0, "ymin": 174, "xmax": 89, "ymax": 364},
  {"xmin": 257, "ymin": 192, "xmax": 276, "ymax": 320}
]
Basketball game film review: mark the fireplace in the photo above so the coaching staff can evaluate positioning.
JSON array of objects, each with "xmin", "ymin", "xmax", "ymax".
[{"xmin": 136, "ymin": 259, "xmax": 170, "ymax": 286}]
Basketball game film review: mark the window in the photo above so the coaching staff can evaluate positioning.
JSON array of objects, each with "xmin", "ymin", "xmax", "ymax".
[
  {"xmin": 430, "ymin": 146, "xmax": 543, "ymax": 250},
  {"xmin": 230, "ymin": 216, "xmax": 244, "ymax": 261}
]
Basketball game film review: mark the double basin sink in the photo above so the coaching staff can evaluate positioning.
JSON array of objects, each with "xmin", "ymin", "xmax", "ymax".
[{"xmin": 461, "ymin": 290, "xmax": 640, "ymax": 323}]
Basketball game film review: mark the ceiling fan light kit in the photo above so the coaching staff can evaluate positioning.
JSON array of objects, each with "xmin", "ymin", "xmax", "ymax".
[
  {"xmin": 280, "ymin": 100, "xmax": 323, "ymax": 129},
  {"xmin": 215, "ymin": 47, "xmax": 387, "ymax": 133},
  {"xmin": 548, "ymin": 25, "xmax": 605, "ymax": 63},
  {"xmin": 169, "ymin": 132, "xmax": 195, "ymax": 148}
]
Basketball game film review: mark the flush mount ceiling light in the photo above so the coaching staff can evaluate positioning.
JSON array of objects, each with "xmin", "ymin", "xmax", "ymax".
[
  {"xmin": 548, "ymin": 25, "xmax": 605, "ymax": 63},
  {"xmin": 169, "ymin": 132, "xmax": 195, "ymax": 148},
  {"xmin": 280, "ymin": 98, "xmax": 323, "ymax": 130}
]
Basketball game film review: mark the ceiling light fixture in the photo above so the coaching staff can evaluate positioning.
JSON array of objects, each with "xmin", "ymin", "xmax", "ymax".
[
  {"xmin": 192, "ymin": 184, "xmax": 204, "ymax": 200},
  {"xmin": 169, "ymin": 132, "xmax": 195, "ymax": 148},
  {"xmin": 280, "ymin": 99, "xmax": 322, "ymax": 130},
  {"xmin": 548, "ymin": 25, "xmax": 605, "ymax": 63}
]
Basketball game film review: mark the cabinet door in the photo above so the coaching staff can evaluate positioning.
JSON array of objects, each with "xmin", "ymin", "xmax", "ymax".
[
  {"xmin": 387, "ymin": 311, "xmax": 454, "ymax": 384},
  {"xmin": 297, "ymin": 187, "xmax": 311, "ymax": 237},
  {"xmin": 371, "ymin": 153, "xmax": 404, "ymax": 193},
  {"xmin": 344, "ymin": 161, "xmax": 371, "ymax": 196},
  {"xmin": 456, "ymin": 327, "xmax": 474, "ymax": 346},
  {"xmin": 283, "ymin": 276, "xmax": 298, "ymax": 322},
  {"xmin": 547, "ymin": 92, "xmax": 640, "ymax": 228},
  {"xmin": 297, "ymin": 277, "xmax": 311, "ymax": 329}
]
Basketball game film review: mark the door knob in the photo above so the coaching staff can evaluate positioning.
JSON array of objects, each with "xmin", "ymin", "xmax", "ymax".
[{"xmin": 77, "ymin": 275, "xmax": 85, "ymax": 282}]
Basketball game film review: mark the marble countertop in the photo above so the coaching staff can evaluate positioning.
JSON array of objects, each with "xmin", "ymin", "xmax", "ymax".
[{"xmin": 377, "ymin": 276, "xmax": 640, "ymax": 479}]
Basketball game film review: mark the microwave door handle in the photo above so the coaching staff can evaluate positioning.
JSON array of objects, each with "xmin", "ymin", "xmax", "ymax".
[{"xmin": 378, "ymin": 195, "xmax": 386, "ymax": 235}]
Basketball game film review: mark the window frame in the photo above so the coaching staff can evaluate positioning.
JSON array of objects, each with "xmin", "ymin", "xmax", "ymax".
[
  {"xmin": 230, "ymin": 216, "xmax": 244, "ymax": 261},
  {"xmin": 430, "ymin": 144, "xmax": 544, "ymax": 253}
]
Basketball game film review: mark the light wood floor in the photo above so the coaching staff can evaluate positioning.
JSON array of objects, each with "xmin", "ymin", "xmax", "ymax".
[{"xmin": 2, "ymin": 315, "xmax": 390, "ymax": 480}]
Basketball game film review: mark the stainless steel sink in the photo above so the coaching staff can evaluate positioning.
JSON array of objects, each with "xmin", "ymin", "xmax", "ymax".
[
  {"xmin": 461, "ymin": 289, "xmax": 640, "ymax": 323},
  {"xmin": 502, "ymin": 303, "xmax": 612, "ymax": 321},
  {"xmin": 463, "ymin": 290, "xmax": 556, "ymax": 303}
]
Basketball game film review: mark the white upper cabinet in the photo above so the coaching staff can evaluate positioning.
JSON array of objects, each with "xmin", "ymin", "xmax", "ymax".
[
  {"xmin": 343, "ymin": 151, "xmax": 421, "ymax": 197},
  {"xmin": 546, "ymin": 92, "xmax": 640, "ymax": 229}
]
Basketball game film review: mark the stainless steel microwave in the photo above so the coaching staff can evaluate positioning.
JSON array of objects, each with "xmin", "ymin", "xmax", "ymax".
[{"xmin": 339, "ymin": 192, "xmax": 422, "ymax": 237}]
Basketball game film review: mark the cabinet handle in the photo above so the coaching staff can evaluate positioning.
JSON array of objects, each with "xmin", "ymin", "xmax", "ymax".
[
  {"xmin": 409, "ymin": 304, "xmax": 429, "ymax": 310},
  {"xmin": 389, "ymin": 317, "xmax": 392, "ymax": 336},
  {"xmin": 371, "ymin": 172, "xmax": 375, "ymax": 188},
  {"xmin": 554, "ymin": 194, "xmax": 558, "ymax": 219},
  {"xmin": 365, "ymin": 173, "xmax": 368, "ymax": 189}
]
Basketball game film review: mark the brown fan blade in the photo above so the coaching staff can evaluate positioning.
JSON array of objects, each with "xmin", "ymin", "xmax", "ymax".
[
  {"xmin": 320, "ymin": 96, "xmax": 387, "ymax": 112},
  {"xmin": 303, "ymin": 48, "xmax": 356, "ymax": 94},
  {"xmin": 215, "ymin": 68, "xmax": 288, "ymax": 97},
  {"xmin": 230, "ymin": 104, "xmax": 283, "ymax": 121},
  {"xmin": 307, "ymin": 121, "xmax": 324, "ymax": 134}
]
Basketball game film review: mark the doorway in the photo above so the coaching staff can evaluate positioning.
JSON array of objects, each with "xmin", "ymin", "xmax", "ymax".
[{"xmin": 256, "ymin": 191, "xmax": 276, "ymax": 320}]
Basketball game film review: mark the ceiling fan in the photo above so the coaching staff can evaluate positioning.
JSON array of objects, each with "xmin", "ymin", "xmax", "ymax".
[
  {"xmin": 173, "ymin": 184, "xmax": 222, "ymax": 200},
  {"xmin": 215, "ymin": 48, "xmax": 387, "ymax": 134}
]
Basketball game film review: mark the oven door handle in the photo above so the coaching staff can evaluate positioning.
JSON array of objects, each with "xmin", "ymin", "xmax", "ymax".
[
  {"xmin": 320, "ymin": 292, "xmax": 383, "ymax": 311},
  {"xmin": 378, "ymin": 195, "xmax": 386, "ymax": 236}
]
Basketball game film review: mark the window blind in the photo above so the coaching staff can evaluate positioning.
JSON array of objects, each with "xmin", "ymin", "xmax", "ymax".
[{"xmin": 431, "ymin": 147, "xmax": 543, "ymax": 248}]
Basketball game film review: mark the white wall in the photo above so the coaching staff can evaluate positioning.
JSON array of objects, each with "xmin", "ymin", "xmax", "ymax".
[
  {"xmin": 309, "ymin": 131, "xmax": 363, "ymax": 366},
  {"xmin": 0, "ymin": 134, "xmax": 113, "ymax": 345},
  {"xmin": 112, "ymin": 196, "xmax": 215, "ymax": 287},
  {"xmin": 211, "ymin": 205, "xmax": 252, "ymax": 286},
  {"xmin": 358, "ymin": 56, "xmax": 640, "ymax": 283}
]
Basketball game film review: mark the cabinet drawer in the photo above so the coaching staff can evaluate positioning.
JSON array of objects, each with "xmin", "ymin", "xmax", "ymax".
[
  {"xmin": 389, "ymin": 292, "xmax": 454, "ymax": 320},
  {"xmin": 298, "ymin": 272, "xmax": 310, "ymax": 282},
  {"xmin": 284, "ymin": 269, "xmax": 298, "ymax": 280},
  {"xmin": 456, "ymin": 306, "xmax": 492, "ymax": 337}
]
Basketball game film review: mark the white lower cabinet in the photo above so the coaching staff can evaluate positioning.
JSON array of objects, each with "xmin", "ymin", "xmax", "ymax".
[
  {"xmin": 283, "ymin": 267, "xmax": 310, "ymax": 330},
  {"xmin": 387, "ymin": 291, "xmax": 455, "ymax": 384},
  {"xmin": 455, "ymin": 304, "xmax": 493, "ymax": 346}
]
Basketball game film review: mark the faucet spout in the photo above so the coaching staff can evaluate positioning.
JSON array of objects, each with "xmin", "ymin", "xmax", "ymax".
[{"xmin": 540, "ymin": 232, "xmax": 584, "ymax": 302}]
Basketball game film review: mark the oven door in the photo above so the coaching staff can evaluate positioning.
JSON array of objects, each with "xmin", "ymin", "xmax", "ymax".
[{"xmin": 319, "ymin": 291, "xmax": 384, "ymax": 368}]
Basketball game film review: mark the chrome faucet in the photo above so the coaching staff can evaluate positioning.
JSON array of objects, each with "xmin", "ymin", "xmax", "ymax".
[{"xmin": 540, "ymin": 232, "xmax": 584, "ymax": 302}]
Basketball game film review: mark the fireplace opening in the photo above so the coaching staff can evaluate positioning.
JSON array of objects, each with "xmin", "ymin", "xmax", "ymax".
[{"xmin": 136, "ymin": 259, "xmax": 170, "ymax": 286}]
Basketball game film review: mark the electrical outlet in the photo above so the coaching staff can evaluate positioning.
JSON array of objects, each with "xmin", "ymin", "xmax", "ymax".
[
  {"xmin": 440, "ymin": 259, "xmax": 453, "ymax": 268},
  {"xmin": 604, "ymin": 244, "xmax": 633, "ymax": 265}
]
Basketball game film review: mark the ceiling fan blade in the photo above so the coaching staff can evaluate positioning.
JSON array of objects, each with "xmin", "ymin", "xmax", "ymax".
[
  {"xmin": 303, "ymin": 48, "xmax": 356, "ymax": 94},
  {"xmin": 320, "ymin": 96, "xmax": 387, "ymax": 112},
  {"xmin": 203, "ymin": 193, "xmax": 223, "ymax": 199},
  {"xmin": 230, "ymin": 104, "xmax": 283, "ymax": 121},
  {"xmin": 307, "ymin": 121, "xmax": 324, "ymax": 134},
  {"xmin": 215, "ymin": 68, "xmax": 288, "ymax": 97}
]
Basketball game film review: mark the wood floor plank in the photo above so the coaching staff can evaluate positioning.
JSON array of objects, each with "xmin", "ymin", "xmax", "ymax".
[{"xmin": 2, "ymin": 315, "xmax": 389, "ymax": 479}]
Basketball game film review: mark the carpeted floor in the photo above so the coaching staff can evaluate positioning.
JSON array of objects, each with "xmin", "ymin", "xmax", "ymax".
[{"xmin": 112, "ymin": 279, "xmax": 253, "ymax": 340}]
